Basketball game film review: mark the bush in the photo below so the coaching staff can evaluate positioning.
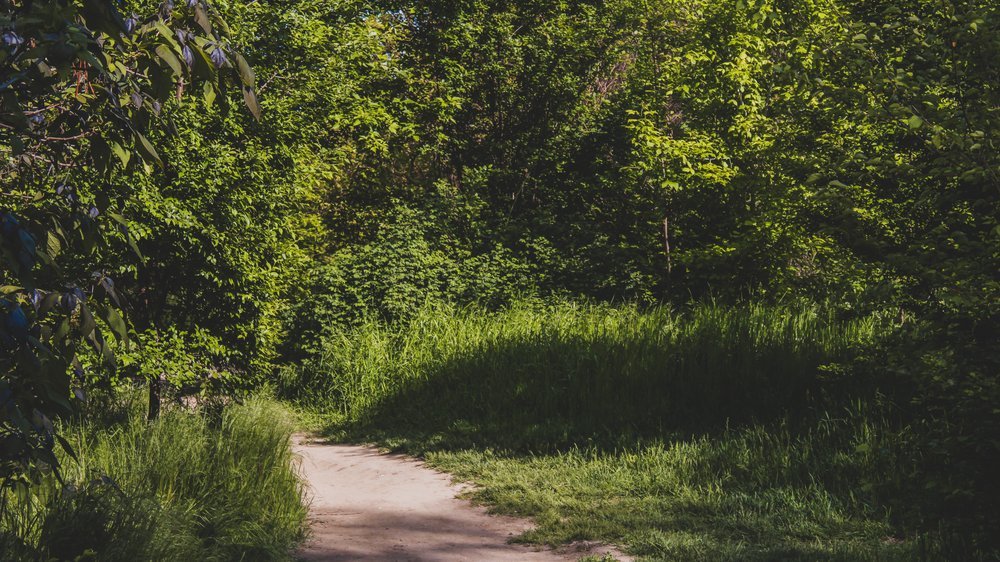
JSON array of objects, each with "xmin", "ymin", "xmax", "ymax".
[
  {"xmin": 866, "ymin": 318, "xmax": 1000, "ymax": 559},
  {"xmin": 285, "ymin": 208, "xmax": 538, "ymax": 356},
  {"xmin": 111, "ymin": 327, "xmax": 236, "ymax": 397}
]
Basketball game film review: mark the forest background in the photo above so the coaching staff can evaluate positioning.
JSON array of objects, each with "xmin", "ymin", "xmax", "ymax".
[{"xmin": 1, "ymin": 0, "xmax": 998, "ymax": 560}]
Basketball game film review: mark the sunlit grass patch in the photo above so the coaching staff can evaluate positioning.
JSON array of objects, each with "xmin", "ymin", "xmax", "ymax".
[
  {"xmin": 425, "ymin": 423, "xmax": 917, "ymax": 561},
  {"xmin": 0, "ymin": 398, "xmax": 307, "ymax": 561}
]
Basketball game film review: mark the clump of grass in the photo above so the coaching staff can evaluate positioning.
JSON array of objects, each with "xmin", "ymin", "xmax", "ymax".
[{"xmin": 0, "ymin": 398, "xmax": 307, "ymax": 561}]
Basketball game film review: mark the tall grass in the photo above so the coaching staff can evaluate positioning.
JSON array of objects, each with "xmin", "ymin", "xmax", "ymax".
[
  {"xmin": 282, "ymin": 299, "xmax": 935, "ymax": 559},
  {"xmin": 282, "ymin": 300, "xmax": 883, "ymax": 449},
  {"xmin": 0, "ymin": 398, "xmax": 307, "ymax": 561}
]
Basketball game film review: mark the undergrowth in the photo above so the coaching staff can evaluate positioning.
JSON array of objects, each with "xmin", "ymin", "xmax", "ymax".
[
  {"xmin": 283, "ymin": 300, "xmax": 883, "ymax": 448},
  {"xmin": 0, "ymin": 398, "xmax": 307, "ymax": 561},
  {"xmin": 282, "ymin": 300, "xmax": 962, "ymax": 560}
]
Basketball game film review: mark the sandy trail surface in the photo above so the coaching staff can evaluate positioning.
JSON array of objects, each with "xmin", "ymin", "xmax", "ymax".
[{"xmin": 292, "ymin": 436, "xmax": 622, "ymax": 561}]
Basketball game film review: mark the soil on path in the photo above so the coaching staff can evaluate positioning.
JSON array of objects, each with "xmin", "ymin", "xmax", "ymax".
[{"xmin": 292, "ymin": 436, "xmax": 625, "ymax": 562}]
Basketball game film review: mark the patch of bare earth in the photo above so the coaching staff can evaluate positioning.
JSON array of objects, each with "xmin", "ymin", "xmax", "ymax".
[{"xmin": 292, "ymin": 436, "xmax": 628, "ymax": 562}]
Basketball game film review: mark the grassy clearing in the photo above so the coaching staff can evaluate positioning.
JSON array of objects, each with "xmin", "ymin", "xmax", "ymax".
[
  {"xmin": 283, "ymin": 300, "xmax": 937, "ymax": 560},
  {"xmin": 0, "ymin": 397, "xmax": 307, "ymax": 561},
  {"xmin": 425, "ymin": 421, "xmax": 923, "ymax": 561}
]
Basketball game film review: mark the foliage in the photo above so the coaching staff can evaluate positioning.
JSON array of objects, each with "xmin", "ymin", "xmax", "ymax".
[
  {"xmin": 4, "ymin": 0, "xmax": 999, "ymax": 555},
  {"xmin": 270, "ymin": 0, "xmax": 1000, "ymax": 551},
  {"xmin": 115, "ymin": 327, "xmax": 233, "ymax": 395},
  {"xmin": 0, "ymin": 0, "xmax": 254, "ymax": 485},
  {"xmin": 285, "ymin": 207, "xmax": 538, "ymax": 355},
  {"xmin": 0, "ymin": 397, "xmax": 306, "ymax": 561},
  {"xmin": 256, "ymin": 0, "xmax": 996, "ymax": 316},
  {"xmin": 835, "ymin": 0, "xmax": 1000, "ymax": 548},
  {"xmin": 109, "ymin": 99, "xmax": 314, "ymax": 378},
  {"xmin": 272, "ymin": 0, "xmax": 893, "ymax": 301}
]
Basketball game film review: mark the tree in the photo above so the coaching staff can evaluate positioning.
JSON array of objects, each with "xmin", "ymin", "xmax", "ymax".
[{"xmin": 0, "ymin": 0, "xmax": 255, "ymax": 487}]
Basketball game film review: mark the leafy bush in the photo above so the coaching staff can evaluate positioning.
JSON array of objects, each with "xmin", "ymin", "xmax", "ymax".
[
  {"xmin": 0, "ymin": 0, "xmax": 255, "ymax": 489},
  {"xmin": 285, "ymin": 208, "xmax": 538, "ymax": 356},
  {"xmin": 113, "ymin": 327, "xmax": 235, "ymax": 397},
  {"xmin": 864, "ymin": 318, "xmax": 1000, "ymax": 558}
]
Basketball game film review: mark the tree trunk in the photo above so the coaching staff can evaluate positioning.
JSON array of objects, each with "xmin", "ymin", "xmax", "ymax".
[
  {"xmin": 663, "ymin": 215, "xmax": 672, "ymax": 275},
  {"xmin": 147, "ymin": 373, "xmax": 164, "ymax": 421}
]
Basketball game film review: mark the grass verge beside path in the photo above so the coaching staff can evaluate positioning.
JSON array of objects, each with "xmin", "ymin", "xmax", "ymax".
[
  {"xmin": 422, "ymin": 429, "xmax": 919, "ymax": 561},
  {"xmin": 289, "ymin": 301, "xmax": 939, "ymax": 560},
  {"xmin": 333, "ymin": 415, "xmax": 926, "ymax": 561},
  {"xmin": 1, "ymin": 397, "xmax": 307, "ymax": 561}
]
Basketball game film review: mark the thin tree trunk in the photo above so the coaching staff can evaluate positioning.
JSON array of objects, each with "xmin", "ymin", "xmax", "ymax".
[
  {"xmin": 148, "ymin": 373, "xmax": 164, "ymax": 421},
  {"xmin": 663, "ymin": 215, "xmax": 672, "ymax": 275}
]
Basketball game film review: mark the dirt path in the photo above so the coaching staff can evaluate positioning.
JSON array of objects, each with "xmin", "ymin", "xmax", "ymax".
[{"xmin": 292, "ymin": 436, "xmax": 623, "ymax": 561}]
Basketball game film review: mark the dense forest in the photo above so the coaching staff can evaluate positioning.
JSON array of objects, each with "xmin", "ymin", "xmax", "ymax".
[{"xmin": 1, "ymin": 0, "xmax": 998, "ymax": 560}]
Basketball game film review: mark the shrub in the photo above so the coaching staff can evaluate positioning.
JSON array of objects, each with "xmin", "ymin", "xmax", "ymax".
[{"xmin": 285, "ymin": 208, "xmax": 537, "ymax": 356}]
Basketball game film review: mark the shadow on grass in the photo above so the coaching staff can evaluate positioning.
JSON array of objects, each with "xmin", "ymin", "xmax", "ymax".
[
  {"xmin": 321, "ymin": 331, "xmax": 853, "ymax": 454},
  {"xmin": 304, "ymin": 305, "xmax": 926, "ymax": 560}
]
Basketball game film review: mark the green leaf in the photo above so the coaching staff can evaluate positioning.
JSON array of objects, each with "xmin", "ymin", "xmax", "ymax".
[
  {"xmin": 234, "ymin": 53, "xmax": 256, "ymax": 86},
  {"xmin": 40, "ymin": 292, "xmax": 61, "ymax": 314},
  {"xmin": 155, "ymin": 44, "xmax": 183, "ymax": 77},
  {"xmin": 96, "ymin": 304, "xmax": 128, "ymax": 343},
  {"xmin": 90, "ymin": 135, "xmax": 111, "ymax": 174},
  {"xmin": 907, "ymin": 115, "xmax": 924, "ymax": 129},
  {"xmin": 204, "ymin": 81, "xmax": 217, "ymax": 107},
  {"xmin": 243, "ymin": 86, "xmax": 261, "ymax": 120},
  {"xmin": 194, "ymin": 4, "xmax": 213, "ymax": 34},
  {"xmin": 135, "ymin": 133, "xmax": 162, "ymax": 166},
  {"xmin": 111, "ymin": 142, "xmax": 131, "ymax": 168},
  {"xmin": 100, "ymin": 332, "xmax": 116, "ymax": 369},
  {"xmin": 108, "ymin": 213, "xmax": 145, "ymax": 261},
  {"xmin": 46, "ymin": 232, "xmax": 62, "ymax": 258},
  {"xmin": 79, "ymin": 304, "xmax": 97, "ymax": 338},
  {"xmin": 153, "ymin": 22, "xmax": 181, "ymax": 50},
  {"xmin": 55, "ymin": 434, "xmax": 78, "ymax": 462}
]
